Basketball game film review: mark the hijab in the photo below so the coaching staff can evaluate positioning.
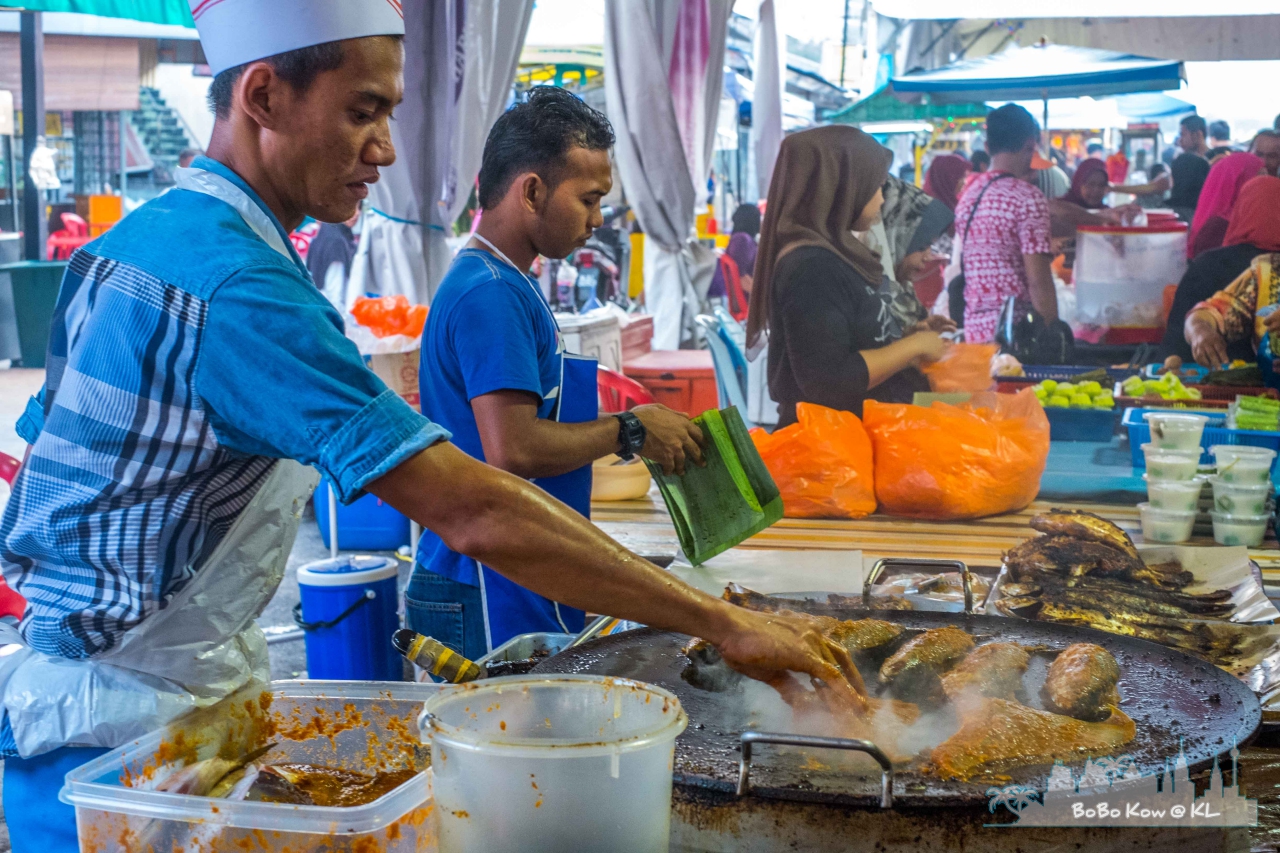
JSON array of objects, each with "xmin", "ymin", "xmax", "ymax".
[
  {"xmin": 1223, "ymin": 175, "xmax": 1280, "ymax": 253},
  {"xmin": 876, "ymin": 176, "xmax": 954, "ymax": 327},
  {"xmin": 746, "ymin": 125, "xmax": 892, "ymax": 348},
  {"xmin": 1060, "ymin": 158, "xmax": 1110, "ymax": 209},
  {"xmin": 1168, "ymin": 151, "xmax": 1211, "ymax": 212},
  {"xmin": 1189, "ymin": 152, "xmax": 1264, "ymax": 258},
  {"xmin": 730, "ymin": 203, "xmax": 761, "ymax": 238},
  {"xmin": 923, "ymin": 153, "xmax": 971, "ymax": 211}
]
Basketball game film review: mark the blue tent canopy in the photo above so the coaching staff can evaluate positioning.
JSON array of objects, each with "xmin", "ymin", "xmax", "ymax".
[
  {"xmin": 891, "ymin": 45, "xmax": 1185, "ymax": 105},
  {"xmin": 1113, "ymin": 92, "xmax": 1196, "ymax": 120}
]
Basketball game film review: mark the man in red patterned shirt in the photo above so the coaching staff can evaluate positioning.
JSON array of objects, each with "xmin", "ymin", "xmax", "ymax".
[{"xmin": 954, "ymin": 104, "xmax": 1057, "ymax": 342}]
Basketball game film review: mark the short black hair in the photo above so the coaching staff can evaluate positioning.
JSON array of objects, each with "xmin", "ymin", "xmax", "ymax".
[
  {"xmin": 970, "ymin": 150, "xmax": 991, "ymax": 170},
  {"xmin": 1180, "ymin": 114, "xmax": 1207, "ymax": 137},
  {"xmin": 208, "ymin": 40, "xmax": 347, "ymax": 119},
  {"xmin": 1209, "ymin": 120, "xmax": 1231, "ymax": 141},
  {"xmin": 985, "ymin": 104, "xmax": 1040, "ymax": 155},
  {"xmin": 477, "ymin": 86, "xmax": 614, "ymax": 210},
  {"xmin": 1252, "ymin": 129, "xmax": 1280, "ymax": 150},
  {"xmin": 1148, "ymin": 162, "xmax": 1167, "ymax": 179}
]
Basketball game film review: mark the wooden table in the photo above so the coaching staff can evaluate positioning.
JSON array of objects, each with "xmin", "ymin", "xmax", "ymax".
[{"xmin": 593, "ymin": 490, "xmax": 1280, "ymax": 579}]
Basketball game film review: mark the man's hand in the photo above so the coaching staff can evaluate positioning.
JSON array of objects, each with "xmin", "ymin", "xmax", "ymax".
[
  {"xmin": 1185, "ymin": 311, "xmax": 1230, "ymax": 368},
  {"xmin": 714, "ymin": 608, "xmax": 868, "ymax": 711},
  {"xmin": 909, "ymin": 314, "xmax": 957, "ymax": 335},
  {"xmin": 631, "ymin": 403, "xmax": 705, "ymax": 476}
]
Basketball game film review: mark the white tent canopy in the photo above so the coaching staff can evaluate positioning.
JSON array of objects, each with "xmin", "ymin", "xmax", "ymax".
[{"xmin": 872, "ymin": 0, "xmax": 1277, "ymax": 17}]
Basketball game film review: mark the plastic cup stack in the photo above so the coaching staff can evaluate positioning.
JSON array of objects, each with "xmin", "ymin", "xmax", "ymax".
[
  {"xmin": 1208, "ymin": 445, "xmax": 1275, "ymax": 547},
  {"xmin": 1138, "ymin": 413, "xmax": 1211, "ymax": 544}
]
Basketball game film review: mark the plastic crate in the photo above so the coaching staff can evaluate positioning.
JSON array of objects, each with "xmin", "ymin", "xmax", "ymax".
[
  {"xmin": 995, "ymin": 365, "xmax": 1143, "ymax": 384},
  {"xmin": 1045, "ymin": 407, "xmax": 1118, "ymax": 442},
  {"xmin": 1122, "ymin": 407, "xmax": 1280, "ymax": 473},
  {"xmin": 1113, "ymin": 384, "xmax": 1279, "ymax": 411}
]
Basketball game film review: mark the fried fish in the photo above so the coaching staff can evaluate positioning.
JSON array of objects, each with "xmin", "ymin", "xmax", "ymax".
[
  {"xmin": 1029, "ymin": 509, "xmax": 1139, "ymax": 559},
  {"xmin": 940, "ymin": 642, "xmax": 1031, "ymax": 704},
  {"xmin": 1041, "ymin": 643, "xmax": 1121, "ymax": 721}
]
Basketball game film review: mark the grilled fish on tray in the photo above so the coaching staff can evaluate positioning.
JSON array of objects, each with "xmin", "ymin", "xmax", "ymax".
[{"xmin": 995, "ymin": 509, "xmax": 1257, "ymax": 663}]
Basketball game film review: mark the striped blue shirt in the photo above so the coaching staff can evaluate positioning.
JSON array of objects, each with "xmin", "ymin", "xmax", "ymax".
[{"xmin": 0, "ymin": 156, "xmax": 448, "ymax": 660}]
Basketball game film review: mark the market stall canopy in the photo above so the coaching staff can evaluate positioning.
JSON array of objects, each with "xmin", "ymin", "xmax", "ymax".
[
  {"xmin": 871, "ymin": 0, "xmax": 1275, "ymax": 17},
  {"xmin": 891, "ymin": 45, "xmax": 1185, "ymax": 104},
  {"xmin": 0, "ymin": 0, "xmax": 193, "ymax": 27},
  {"xmin": 992, "ymin": 97, "xmax": 1128, "ymax": 130},
  {"xmin": 829, "ymin": 86, "xmax": 988, "ymax": 126},
  {"xmin": 1113, "ymin": 92, "xmax": 1196, "ymax": 120}
]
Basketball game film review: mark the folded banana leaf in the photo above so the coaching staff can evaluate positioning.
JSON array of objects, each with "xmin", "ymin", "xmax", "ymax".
[{"xmin": 646, "ymin": 406, "xmax": 782, "ymax": 565}]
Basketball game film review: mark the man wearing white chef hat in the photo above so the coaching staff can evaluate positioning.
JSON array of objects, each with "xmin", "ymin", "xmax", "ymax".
[{"xmin": 0, "ymin": 3, "xmax": 863, "ymax": 847}]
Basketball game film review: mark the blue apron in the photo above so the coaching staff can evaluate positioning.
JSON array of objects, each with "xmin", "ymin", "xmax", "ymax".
[
  {"xmin": 473, "ymin": 351, "xmax": 596, "ymax": 646},
  {"xmin": 436, "ymin": 234, "xmax": 596, "ymax": 651}
]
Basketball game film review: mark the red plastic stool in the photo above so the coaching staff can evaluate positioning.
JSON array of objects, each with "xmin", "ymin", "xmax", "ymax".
[
  {"xmin": 598, "ymin": 366, "xmax": 654, "ymax": 412},
  {"xmin": 0, "ymin": 452, "xmax": 27, "ymax": 620}
]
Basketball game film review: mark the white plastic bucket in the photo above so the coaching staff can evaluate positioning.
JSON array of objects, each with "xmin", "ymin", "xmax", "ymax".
[{"xmin": 421, "ymin": 674, "xmax": 687, "ymax": 853}]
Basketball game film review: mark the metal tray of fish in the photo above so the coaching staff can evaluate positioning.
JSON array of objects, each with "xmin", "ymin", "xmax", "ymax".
[{"xmin": 983, "ymin": 545, "xmax": 1280, "ymax": 698}]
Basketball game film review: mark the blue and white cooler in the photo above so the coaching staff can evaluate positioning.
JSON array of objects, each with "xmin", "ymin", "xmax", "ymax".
[{"xmin": 295, "ymin": 555, "xmax": 403, "ymax": 681}]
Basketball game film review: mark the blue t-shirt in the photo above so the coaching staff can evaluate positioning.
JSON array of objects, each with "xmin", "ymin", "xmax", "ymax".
[{"xmin": 416, "ymin": 248, "xmax": 562, "ymax": 586}]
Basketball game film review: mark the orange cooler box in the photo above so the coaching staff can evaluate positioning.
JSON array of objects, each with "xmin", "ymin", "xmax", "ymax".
[{"xmin": 623, "ymin": 350, "xmax": 718, "ymax": 417}]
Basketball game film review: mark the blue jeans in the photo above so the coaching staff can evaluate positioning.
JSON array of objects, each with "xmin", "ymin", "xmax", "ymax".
[
  {"xmin": 5, "ymin": 745, "xmax": 111, "ymax": 852},
  {"xmin": 404, "ymin": 566, "xmax": 489, "ymax": 661}
]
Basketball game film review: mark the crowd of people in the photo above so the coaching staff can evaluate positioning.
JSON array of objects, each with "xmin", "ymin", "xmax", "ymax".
[{"xmin": 723, "ymin": 103, "xmax": 1280, "ymax": 421}]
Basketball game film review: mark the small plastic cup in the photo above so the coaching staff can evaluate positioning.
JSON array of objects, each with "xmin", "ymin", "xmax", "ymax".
[
  {"xmin": 1208, "ymin": 477, "xmax": 1272, "ymax": 516},
  {"xmin": 1210, "ymin": 511, "xmax": 1270, "ymax": 547},
  {"xmin": 1144, "ymin": 475, "xmax": 1203, "ymax": 512},
  {"xmin": 1143, "ymin": 412, "xmax": 1209, "ymax": 451},
  {"xmin": 1138, "ymin": 502, "xmax": 1198, "ymax": 544},
  {"xmin": 1141, "ymin": 444, "xmax": 1202, "ymax": 481},
  {"xmin": 1210, "ymin": 445, "xmax": 1276, "ymax": 484}
]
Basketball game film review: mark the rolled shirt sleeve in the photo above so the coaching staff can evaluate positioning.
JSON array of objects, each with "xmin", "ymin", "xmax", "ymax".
[{"xmin": 196, "ymin": 266, "xmax": 450, "ymax": 503}]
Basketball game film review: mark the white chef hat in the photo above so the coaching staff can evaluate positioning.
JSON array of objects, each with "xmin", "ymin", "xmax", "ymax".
[{"xmin": 190, "ymin": 0, "xmax": 405, "ymax": 77}]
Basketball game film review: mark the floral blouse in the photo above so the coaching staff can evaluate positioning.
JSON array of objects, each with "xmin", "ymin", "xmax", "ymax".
[{"xmin": 1192, "ymin": 253, "xmax": 1280, "ymax": 348}]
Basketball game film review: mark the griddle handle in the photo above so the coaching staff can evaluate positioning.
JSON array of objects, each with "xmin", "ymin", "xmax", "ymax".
[
  {"xmin": 863, "ymin": 557, "xmax": 974, "ymax": 613},
  {"xmin": 736, "ymin": 731, "xmax": 894, "ymax": 809}
]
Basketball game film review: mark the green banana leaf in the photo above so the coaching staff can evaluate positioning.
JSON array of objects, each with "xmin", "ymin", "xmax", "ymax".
[{"xmin": 645, "ymin": 406, "xmax": 782, "ymax": 566}]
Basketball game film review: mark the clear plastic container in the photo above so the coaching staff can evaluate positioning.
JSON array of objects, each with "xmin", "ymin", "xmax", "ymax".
[
  {"xmin": 1142, "ymin": 444, "xmax": 1201, "ymax": 481},
  {"xmin": 61, "ymin": 680, "xmax": 439, "ymax": 853},
  {"xmin": 1143, "ymin": 412, "xmax": 1209, "ymax": 451},
  {"xmin": 1074, "ymin": 224, "xmax": 1188, "ymax": 326},
  {"xmin": 1211, "ymin": 445, "xmax": 1276, "ymax": 484},
  {"xmin": 421, "ymin": 674, "xmax": 687, "ymax": 853},
  {"xmin": 1144, "ymin": 475, "xmax": 1203, "ymax": 512},
  {"xmin": 1209, "ymin": 477, "xmax": 1272, "ymax": 516},
  {"xmin": 1210, "ymin": 511, "xmax": 1270, "ymax": 547},
  {"xmin": 1138, "ymin": 502, "xmax": 1197, "ymax": 543}
]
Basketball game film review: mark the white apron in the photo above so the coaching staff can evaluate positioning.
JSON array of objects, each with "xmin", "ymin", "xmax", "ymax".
[{"xmin": 0, "ymin": 167, "xmax": 320, "ymax": 757}]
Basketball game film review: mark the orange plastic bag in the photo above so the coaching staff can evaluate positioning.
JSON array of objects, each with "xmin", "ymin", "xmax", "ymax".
[
  {"xmin": 350, "ymin": 295, "xmax": 429, "ymax": 338},
  {"xmin": 919, "ymin": 342, "xmax": 999, "ymax": 393},
  {"xmin": 862, "ymin": 389, "xmax": 1049, "ymax": 520},
  {"xmin": 750, "ymin": 403, "xmax": 876, "ymax": 519}
]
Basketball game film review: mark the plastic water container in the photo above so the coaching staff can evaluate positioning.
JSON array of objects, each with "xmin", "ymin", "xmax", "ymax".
[
  {"xmin": 297, "ymin": 555, "xmax": 403, "ymax": 681},
  {"xmin": 60, "ymin": 680, "xmax": 439, "ymax": 852},
  {"xmin": 421, "ymin": 674, "xmax": 688, "ymax": 853},
  {"xmin": 1074, "ymin": 224, "xmax": 1188, "ymax": 327},
  {"xmin": 315, "ymin": 478, "xmax": 410, "ymax": 551}
]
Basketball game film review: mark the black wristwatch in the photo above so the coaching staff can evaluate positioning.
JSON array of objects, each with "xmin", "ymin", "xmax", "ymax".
[{"xmin": 614, "ymin": 412, "xmax": 647, "ymax": 460}]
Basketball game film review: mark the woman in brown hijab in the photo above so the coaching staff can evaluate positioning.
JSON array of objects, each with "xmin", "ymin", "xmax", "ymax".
[{"xmin": 747, "ymin": 126, "xmax": 947, "ymax": 427}]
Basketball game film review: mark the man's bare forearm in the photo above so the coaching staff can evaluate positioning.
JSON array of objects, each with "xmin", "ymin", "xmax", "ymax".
[{"xmin": 369, "ymin": 441, "xmax": 739, "ymax": 641}]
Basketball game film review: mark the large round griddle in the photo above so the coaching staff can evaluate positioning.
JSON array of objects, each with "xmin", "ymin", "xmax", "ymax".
[{"xmin": 533, "ymin": 609, "xmax": 1261, "ymax": 809}]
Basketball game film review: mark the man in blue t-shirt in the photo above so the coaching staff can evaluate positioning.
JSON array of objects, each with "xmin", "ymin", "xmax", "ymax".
[{"xmin": 411, "ymin": 87, "xmax": 704, "ymax": 657}]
